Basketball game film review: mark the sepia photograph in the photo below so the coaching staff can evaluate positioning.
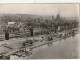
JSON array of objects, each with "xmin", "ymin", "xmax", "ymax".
[{"xmin": 0, "ymin": 4, "xmax": 79, "ymax": 60}]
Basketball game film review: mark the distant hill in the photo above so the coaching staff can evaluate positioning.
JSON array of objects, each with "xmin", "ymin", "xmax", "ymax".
[{"xmin": 0, "ymin": 14, "xmax": 52, "ymax": 22}]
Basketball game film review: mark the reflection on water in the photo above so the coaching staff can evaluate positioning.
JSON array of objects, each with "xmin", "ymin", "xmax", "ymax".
[
  {"xmin": 28, "ymin": 34, "xmax": 78, "ymax": 59},
  {"xmin": 10, "ymin": 34, "xmax": 79, "ymax": 59}
]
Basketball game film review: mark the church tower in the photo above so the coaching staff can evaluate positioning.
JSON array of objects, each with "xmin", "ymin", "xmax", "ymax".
[
  {"xmin": 56, "ymin": 8, "xmax": 60, "ymax": 20},
  {"xmin": 52, "ymin": 14, "xmax": 54, "ymax": 20}
]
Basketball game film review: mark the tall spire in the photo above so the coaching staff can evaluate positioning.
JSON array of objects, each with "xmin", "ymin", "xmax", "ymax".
[
  {"xmin": 58, "ymin": 8, "xmax": 60, "ymax": 16},
  {"xmin": 52, "ymin": 14, "xmax": 54, "ymax": 20},
  {"xmin": 56, "ymin": 8, "xmax": 60, "ymax": 20}
]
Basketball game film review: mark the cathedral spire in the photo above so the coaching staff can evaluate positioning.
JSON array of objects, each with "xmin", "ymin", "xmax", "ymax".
[
  {"xmin": 58, "ymin": 8, "xmax": 60, "ymax": 16},
  {"xmin": 56, "ymin": 8, "xmax": 60, "ymax": 20},
  {"xmin": 52, "ymin": 14, "xmax": 54, "ymax": 20}
]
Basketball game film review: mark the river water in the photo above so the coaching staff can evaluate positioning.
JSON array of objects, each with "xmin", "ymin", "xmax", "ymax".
[
  {"xmin": 10, "ymin": 34, "xmax": 79, "ymax": 59},
  {"xmin": 27, "ymin": 34, "xmax": 79, "ymax": 59}
]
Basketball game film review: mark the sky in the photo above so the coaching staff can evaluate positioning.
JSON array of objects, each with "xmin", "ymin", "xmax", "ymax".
[
  {"xmin": 0, "ymin": 4, "xmax": 79, "ymax": 17},
  {"xmin": 0, "ymin": 0, "xmax": 79, "ymax": 3}
]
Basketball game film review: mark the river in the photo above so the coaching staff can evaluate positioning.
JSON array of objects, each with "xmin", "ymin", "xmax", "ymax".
[
  {"xmin": 10, "ymin": 33, "xmax": 79, "ymax": 59},
  {"xmin": 28, "ymin": 34, "xmax": 79, "ymax": 59}
]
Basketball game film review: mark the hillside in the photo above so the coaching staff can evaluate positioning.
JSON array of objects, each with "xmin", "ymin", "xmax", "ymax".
[{"xmin": 0, "ymin": 14, "xmax": 52, "ymax": 23}]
